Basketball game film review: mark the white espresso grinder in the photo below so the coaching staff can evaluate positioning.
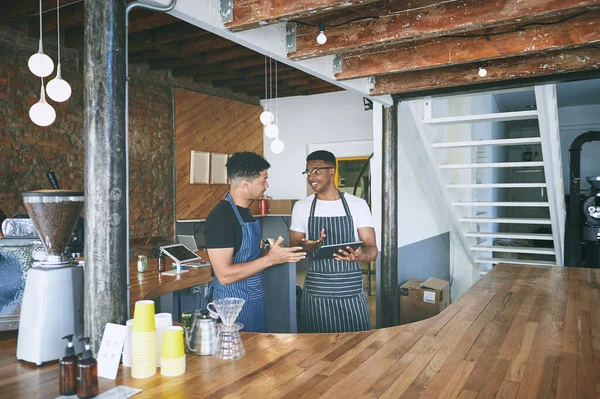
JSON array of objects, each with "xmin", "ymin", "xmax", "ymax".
[{"xmin": 16, "ymin": 190, "xmax": 84, "ymax": 365}]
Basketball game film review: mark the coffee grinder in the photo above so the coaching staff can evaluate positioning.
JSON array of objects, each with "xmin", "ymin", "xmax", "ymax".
[{"xmin": 16, "ymin": 190, "xmax": 85, "ymax": 365}]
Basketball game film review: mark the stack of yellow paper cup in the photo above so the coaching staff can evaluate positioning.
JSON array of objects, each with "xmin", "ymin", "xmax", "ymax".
[
  {"xmin": 131, "ymin": 300, "xmax": 157, "ymax": 379},
  {"xmin": 160, "ymin": 326, "xmax": 186, "ymax": 377}
]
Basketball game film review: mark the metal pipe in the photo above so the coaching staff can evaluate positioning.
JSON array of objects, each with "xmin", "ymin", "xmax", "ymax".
[
  {"xmin": 566, "ymin": 130, "xmax": 600, "ymax": 266},
  {"xmin": 125, "ymin": 0, "xmax": 176, "ymax": 318},
  {"xmin": 83, "ymin": 0, "xmax": 128, "ymax": 353},
  {"xmin": 380, "ymin": 98, "xmax": 399, "ymax": 328}
]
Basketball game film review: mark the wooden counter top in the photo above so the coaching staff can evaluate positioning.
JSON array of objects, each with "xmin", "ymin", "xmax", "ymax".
[
  {"xmin": 129, "ymin": 250, "xmax": 213, "ymax": 312},
  {"xmin": 2, "ymin": 263, "xmax": 599, "ymax": 398}
]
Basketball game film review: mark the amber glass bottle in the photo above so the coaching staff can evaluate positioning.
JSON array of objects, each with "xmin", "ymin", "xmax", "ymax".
[
  {"xmin": 59, "ymin": 334, "xmax": 78, "ymax": 396},
  {"xmin": 77, "ymin": 338, "xmax": 98, "ymax": 398}
]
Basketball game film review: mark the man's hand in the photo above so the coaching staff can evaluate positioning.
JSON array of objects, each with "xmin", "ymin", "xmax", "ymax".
[
  {"xmin": 266, "ymin": 236, "xmax": 306, "ymax": 265},
  {"xmin": 334, "ymin": 245, "xmax": 364, "ymax": 263},
  {"xmin": 301, "ymin": 229, "xmax": 326, "ymax": 253}
]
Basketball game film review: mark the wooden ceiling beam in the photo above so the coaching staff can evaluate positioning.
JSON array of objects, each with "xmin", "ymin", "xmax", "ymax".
[
  {"xmin": 224, "ymin": 0, "xmax": 379, "ymax": 32},
  {"xmin": 0, "ymin": 0, "xmax": 56, "ymax": 23},
  {"xmin": 129, "ymin": 50, "xmax": 172, "ymax": 64},
  {"xmin": 171, "ymin": 56, "xmax": 266, "ymax": 76},
  {"xmin": 211, "ymin": 69, "xmax": 305, "ymax": 87},
  {"xmin": 179, "ymin": 36, "xmax": 236, "ymax": 56},
  {"xmin": 29, "ymin": 2, "xmax": 83, "ymax": 37},
  {"xmin": 290, "ymin": 0, "xmax": 600, "ymax": 60},
  {"xmin": 192, "ymin": 65, "xmax": 298, "ymax": 83},
  {"xmin": 337, "ymin": 10, "xmax": 600, "ymax": 80},
  {"xmin": 128, "ymin": 22, "xmax": 209, "ymax": 52},
  {"xmin": 371, "ymin": 47, "xmax": 600, "ymax": 96}
]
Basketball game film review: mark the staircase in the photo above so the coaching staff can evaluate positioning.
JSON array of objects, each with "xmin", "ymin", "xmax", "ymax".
[{"xmin": 408, "ymin": 85, "xmax": 565, "ymax": 273}]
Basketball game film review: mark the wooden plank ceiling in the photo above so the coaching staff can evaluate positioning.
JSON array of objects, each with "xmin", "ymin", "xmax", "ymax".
[
  {"xmin": 226, "ymin": 0, "xmax": 600, "ymax": 98},
  {"xmin": 0, "ymin": 0, "xmax": 341, "ymax": 99}
]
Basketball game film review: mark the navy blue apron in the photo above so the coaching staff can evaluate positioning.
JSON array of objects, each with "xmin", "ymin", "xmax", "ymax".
[
  {"xmin": 211, "ymin": 193, "xmax": 267, "ymax": 332},
  {"xmin": 300, "ymin": 192, "xmax": 371, "ymax": 333}
]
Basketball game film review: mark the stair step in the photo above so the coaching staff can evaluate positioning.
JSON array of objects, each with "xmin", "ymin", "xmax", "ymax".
[
  {"xmin": 440, "ymin": 162, "xmax": 544, "ymax": 169},
  {"xmin": 475, "ymin": 258, "xmax": 556, "ymax": 266},
  {"xmin": 460, "ymin": 217, "xmax": 551, "ymax": 225},
  {"xmin": 423, "ymin": 110, "xmax": 538, "ymax": 126},
  {"xmin": 465, "ymin": 232, "xmax": 554, "ymax": 240},
  {"xmin": 453, "ymin": 201, "xmax": 549, "ymax": 207},
  {"xmin": 446, "ymin": 183, "xmax": 546, "ymax": 189},
  {"xmin": 432, "ymin": 137, "xmax": 542, "ymax": 148},
  {"xmin": 471, "ymin": 246, "xmax": 555, "ymax": 255}
]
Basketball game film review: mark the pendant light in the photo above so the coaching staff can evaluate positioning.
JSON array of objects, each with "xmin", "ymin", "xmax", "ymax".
[
  {"xmin": 28, "ymin": 0, "xmax": 54, "ymax": 77},
  {"xmin": 265, "ymin": 59, "xmax": 280, "ymax": 140},
  {"xmin": 270, "ymin": 137, "xmax": 285, "ymax": 154},
  {"xmin": 47, "ymin": 0, "xmax": 71, "ymax": 102},
  {"xmin": 259, "ymin": 56, "xmax": 274, "ymax": 125},
  {"xmin": 30, "ymin": 77, "xmax": 56, "ymax": 127}
]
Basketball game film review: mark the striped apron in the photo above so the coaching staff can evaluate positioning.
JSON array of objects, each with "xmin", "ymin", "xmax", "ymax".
[
  {"xmin": 211, "ymin": 193, "xmax": 268, "ymax": 333},
  {"xmin": 300, "ymin": 193, "xmax": 371, "ymax": 333}
]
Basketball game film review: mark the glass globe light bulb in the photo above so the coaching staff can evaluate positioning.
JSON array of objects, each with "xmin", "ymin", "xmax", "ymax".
[
  {"xmin": 47, "ymin": 64, "xmax": 72, "ymax": 102},
  {"xmin": 29, "ymin": 86, "xmax": 56, "ymax": 127},
  {"xmin": 270, "ymin": 138, "xmax": 285, "ymax": 154},
  {"xmin": 264, "ymin": 123, "xmax": 279, "ymax": 139},
  {"xmin": 28, "ymin": 40, "xmax": 54, "ymax": 77},
  {"xmin": 478, "ymin": 67, "xmax": 487, "ymax": 78},
  {"xmin": 316, "ymin": 32, "xmax": 327, "ymax": 45},
  {"xmin": 259, "ymin": 109, "xmax": 274, "ymax": 125}
]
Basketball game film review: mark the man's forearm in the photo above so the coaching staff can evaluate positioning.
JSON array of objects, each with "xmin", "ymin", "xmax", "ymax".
[
  {"xmin": 361, "ymin": 245, "xmax": 378, "ymax": 263},
  {"xmin": 216, "ymin": 256, "xmax": 272, "ymax": 285}
]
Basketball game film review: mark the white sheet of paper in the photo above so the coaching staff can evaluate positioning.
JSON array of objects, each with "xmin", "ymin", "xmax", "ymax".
[
  {"xmin": 55, "ymin": 385, "xmax": 142, "ymax": 399},
  {"xmin": 97, "ymin": 323, "xmax": 127, "ymax": 380}
]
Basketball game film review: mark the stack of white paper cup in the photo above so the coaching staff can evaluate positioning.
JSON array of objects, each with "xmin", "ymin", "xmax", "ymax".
[
  {"xmin": 155, "ymin": 313, "xmax": 173, "ymax": 366},
  {"xmin": 122, "ymin": 319, "xmax": 134, "ymax": 367}
]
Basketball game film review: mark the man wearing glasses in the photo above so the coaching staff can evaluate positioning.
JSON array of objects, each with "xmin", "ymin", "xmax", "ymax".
[{"xmin": 290, "ymin": 150, "xmax": 378, "ymax": 333}]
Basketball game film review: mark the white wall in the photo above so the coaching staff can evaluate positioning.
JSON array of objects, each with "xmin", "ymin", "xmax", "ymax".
[{"xmin": 262, "ymin": 91, "xmax": 373, "ymax": 200}]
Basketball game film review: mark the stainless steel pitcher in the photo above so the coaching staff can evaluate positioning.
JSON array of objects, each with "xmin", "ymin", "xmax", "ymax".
[{"xmin": 183, "ymin": 309, "xmax": 218, "ymax": 356}]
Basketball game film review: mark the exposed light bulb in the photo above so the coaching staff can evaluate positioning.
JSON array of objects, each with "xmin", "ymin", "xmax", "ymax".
[
  {"xmin": 317, "ymin": 32, "xmax": 327, "ymax": 45},
  {"xmin": 28, "ymin": 40, "xmax": 54, "ymax": 77},
  {"xmin": 478, "ymin": 66, "xmax": 487, "ymax": 78},
  {"xmin": 270, "ymin": 137, "xmax": 285, "ymax": 154},
  {"xmin": 259, "ymin": 109, "xmax": 274, "ymax": 125},
  {"xmin": 264, "ymin": 123, "xmax": 279, "ymax": 139},
  {"xmin": 47, "ymin": 64, "xmax": 72, "ymax": 102},
  {"xmin": 29, "ymin": 85, "xmax": 56, "ymax": 127},
  {"xmin": 316, "ymin": 21, "xmax": 327, "ymax": 45}
]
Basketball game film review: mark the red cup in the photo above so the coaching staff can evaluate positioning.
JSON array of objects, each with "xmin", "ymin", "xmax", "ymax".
[{"xmin": 258, "ymin": 198, "xmax": 269, "ymax": 215}]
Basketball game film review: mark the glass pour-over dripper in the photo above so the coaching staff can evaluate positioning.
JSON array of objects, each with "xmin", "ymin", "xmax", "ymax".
[
  {"xmin": 206, "ymin": 297, "xmax": 246, "ymax": 361},
  {"xmin": 207, "ymin": 298, "xmax": 245, "ymax": 326}
]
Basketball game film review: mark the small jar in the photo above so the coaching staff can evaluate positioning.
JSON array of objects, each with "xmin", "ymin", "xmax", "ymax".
[
  {"xmin": 137, "ymin": 255, "xmax": 148, "ymax": 273},
  {"xmin": 157, "ymin": 254, "xmax": 166, "ymax": 272}
]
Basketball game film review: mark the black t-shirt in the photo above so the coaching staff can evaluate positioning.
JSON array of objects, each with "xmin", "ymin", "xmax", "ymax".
[{"xmin": 203, "ymin": 200, "xmax": 256, "ymax": 256}]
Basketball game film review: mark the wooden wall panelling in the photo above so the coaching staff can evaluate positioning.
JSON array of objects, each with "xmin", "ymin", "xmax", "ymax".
[{"xmin": 175, "ymin": 89, "xmax": 263, "ymax": 220}]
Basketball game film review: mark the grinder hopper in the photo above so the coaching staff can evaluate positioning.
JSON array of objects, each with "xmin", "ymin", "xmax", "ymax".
[{"xmin": 23, "ymin": 189, "xmax": 84, "ymax": 264}]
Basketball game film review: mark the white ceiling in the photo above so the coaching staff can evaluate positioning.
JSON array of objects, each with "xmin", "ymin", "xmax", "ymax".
[{"xmin": 494, "ymin": 78, "xmax": 600, "ymax": 112}]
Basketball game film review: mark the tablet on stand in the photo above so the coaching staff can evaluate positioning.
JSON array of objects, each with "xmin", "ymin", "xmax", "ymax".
[{"xmin": 159, "ymin": 244, "xmax": 202, "ymax": 275}]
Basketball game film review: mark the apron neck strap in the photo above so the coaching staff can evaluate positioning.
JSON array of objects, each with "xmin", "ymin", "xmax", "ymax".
[
  {"xmin": 309, "ymin": 191, "xmax": 351, "ymax": 217},
  {"xmin": 225, "ymin": 192, "xmax": 245, "ymax": 224}
]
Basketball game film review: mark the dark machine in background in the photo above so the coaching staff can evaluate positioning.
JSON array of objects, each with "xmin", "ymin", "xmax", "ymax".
[{"xmin": 565, "ymin": 131, "xmax": 600, "ymax": 268}]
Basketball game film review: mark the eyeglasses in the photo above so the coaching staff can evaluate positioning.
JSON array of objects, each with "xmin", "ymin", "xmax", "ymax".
[{"xmin": 302, "ymin": 167, "xmax": 334, "ymax": 178}]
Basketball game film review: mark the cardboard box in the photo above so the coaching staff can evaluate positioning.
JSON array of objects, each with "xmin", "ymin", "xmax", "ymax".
[
  {"xmin": 268, "ymin": 199, "xmax": 297, "ymax": 215},
  {"xmin": 399, "ymin": 277, "xmax": 450, "ymax": 325}
]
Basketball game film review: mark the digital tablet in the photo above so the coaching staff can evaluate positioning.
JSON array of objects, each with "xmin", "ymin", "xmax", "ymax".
[
  {"xmin": 160, "ymin": 244, "xmax": 202, "ymax": 264},
  {"xmin": 312, "ymin": 241, "xmax": 363, "ymax": 260}
]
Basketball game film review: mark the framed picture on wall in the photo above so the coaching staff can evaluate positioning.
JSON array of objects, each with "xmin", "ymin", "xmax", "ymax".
[
  {"xmin": 190, "ymin": 151, "xmax": 210, "ymax": 184},
  {"xmin": 211, "ymin": 153, "xmax": 228, "ymax": 184}
]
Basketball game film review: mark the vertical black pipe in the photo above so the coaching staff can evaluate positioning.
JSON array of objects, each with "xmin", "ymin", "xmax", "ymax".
[
  {"xmin": 83, "ymin": 0, "xmax": 127, "ymax": 352},
  {"xmin": 380, "ymin": 99, "xmax": 399, "ymax": 328}
]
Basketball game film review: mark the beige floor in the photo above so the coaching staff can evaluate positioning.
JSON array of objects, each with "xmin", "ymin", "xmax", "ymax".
[{"xmin": 295, "ymin": 260, "xmax": 377, "ymax": 328}]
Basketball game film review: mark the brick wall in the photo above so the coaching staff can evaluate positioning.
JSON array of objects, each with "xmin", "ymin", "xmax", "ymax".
[{"xmin": 0, "ymin": 24, "xmax": 258, "ymax": 256}]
